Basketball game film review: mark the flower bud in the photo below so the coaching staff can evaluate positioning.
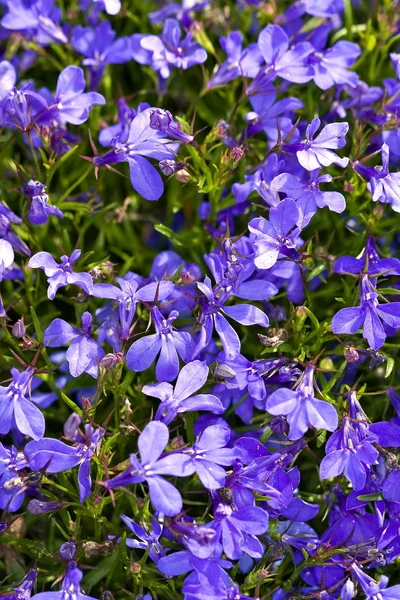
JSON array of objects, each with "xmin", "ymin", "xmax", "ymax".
[
  {"xmin": 344, "ymin": 346, "xmax": 359, "ymax": 363},
  {"xmin": 59, "ymin": 540, "xmax": 77, "ymax": 561},
  {"xmin": 230, "ymin": 146, "xmax": 245, "ymax": 162},
  {"xmin": 28, "ymin": 500, "xmax": 64, "ymax": 515},
  {"xmin": 170, "ymin": 435, "xmax": 186, "ymax": 450},
  {"xmin": 130, "ymin": 562, "xmax": 141, "ymax": 575},
  {"xmin": 100, "ymin": 592, "xmax": 114, "ymax": 600},
  {"xmin": 82, "ymin": 540, "xmax": 113, "ymax": 557},
  {"xmin": 214, "ymin": 363, "xmax": 236, "ymax": 382},
  {"xmin": 12, "ymin": 319, "xmax": 26, "ymax": 338},
  {"xmin": 175, "ymin": 169, "xmax": 190, "ymax": 183},
  {"xmin": 64, "ymin": 413, "xmax": 82, "ymax": 441},
  {"xmin": 159, "ymin": 159, "xmax": 186, "ymax": 176},
  {"xmin": 270, "ymin": 416, "xmax": 288, "ymax": 435},
  {"xmin": 100, "ymin": 353, "xmax": 119, "ymax": 370}
]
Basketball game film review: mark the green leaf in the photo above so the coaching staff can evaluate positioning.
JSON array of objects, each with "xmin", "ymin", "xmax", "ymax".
[
  {"xmin": 30, "ymin": 306, "xmax": 43, "ymax": 342},
  {"xmin": 60, "ymin": 392, "xmax": 82, "ymax": 415}
]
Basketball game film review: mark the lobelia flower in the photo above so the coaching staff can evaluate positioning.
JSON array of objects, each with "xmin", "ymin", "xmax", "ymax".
[
  {"xmin": 309, "ymin": 41, "xmax": 361, "ymax": 90},
  {"xmin": 206, "ymin": 494, "xmax": 269, "ymax": 560},
  {"xmin": 0, "ymin": 366, "xmax": 45, "ymax": 440},
  {"xmin": 28, "ymin": 249, "xmax": 93, "ymax": 300},
  {"xmin": 92, "ymin": 277, "xmax": 174, "ymax": 340},
  {"xmin": 71, "ymin": 22, "xmax": 133, "ymax": 90},
  {"xmin": 0, "ymin": 442, "xmax": 29, "ymax": 511},
  {"xmin": 179, "ymin": 424, "xmax": 239, "ymax": 489},
  {"xmin": 5, "ymin": 569, "xmax": 37, "ymax": 600},
  {"xmin": 117, "ymin": 515, "xmax": 166, "ymax": 564},
  {"xmin": 0, "ymin": 239, "xmax": 15, "ymax": 281},
  {"xmin": 192, "ymin": 275, "xmax": 269, "ymax": 359},
  {"xmin": 245, "ymin": 86, "xmax": 303, "ymax": 143},
  {"xmin": 131, "ymin": 19, "xmax": 207, "ymax": 81},
  {"xmin": 0, "ymin": 60, "xmax": 17, "ymax": 101},
  {"xmin": 30, "ymin": 561, "xmax": 97, "ymax": 600},
  {"xmin": 207, "ymin": 31, "xmax": 263, "ymax": 88},
  {"xmin": 232, "ymin": 154, "xmax": 284, "ymax": 206},
  {"xmin": 98, "ymin": 99, "xmax": 150, "ymax": 147},
  {"xmin": 103, "ymin": 421, "xmax": 193, "ymax": 516},
  {"xmin": 350, "ymin": 563, "xmax": 400, "ymax": 600},
  {"xmin": 22, "ymin": 179, "xmax": 64, "ymax": 225},
  {"xmin": 1, "ymin": 0, "xmax": 67, "ymax": 45},
  {"xmin": 142, "ymin": 360, "xmax": 224, "ymax": 424},
  {"xmin": 256, "ymin": 24, "xmax": 314, "ymax": 85},
  {"xmin": 93, "ymin": 107, "xmax": 180, "ymax": 201},
  {"xmin": 320, "ymin": 392, "xmax": 379, "ymax": 491},
  {"xmin": 334, "ymin": 236, "xmax": 400, "ymax": 279},
  {"xmin": 0, "ymin": 203, "xmax": 31, "ymax": 256},
  {"xmin": 43, "ymin": 312, "xmax": 105, "ymax": 378},
  {"xmin": 248, "ymin": 199, "xmax": 303, "ymax": 270},
  {"xmin": 354, "ymin": 143, "xmax": 400, "ymax": 213},
  {"xmin": 37, "ymin": 66, "xmax": 105, "ymax": 127},
  {"xmin": 282, "ymin": 117, "xmax": 350, "ymax": 171},
  {"xmin": 149, "ymin": 0, "xmax": 210, "ymax": 26},
  {"xmin": 271, "ymin": 169, "xmax": 346, "ymax": 226},
  {"xmin": 126, "ymin": 306, "xmax": 192, "ymax": 382},
  {"xmin": 149, "ymin": 108, "xmax": 194, "ymax": 144},
  {"xmin": 332, "ymin": 274, "xmax": 400, "ymax": 350},
  {"xmin": 266, "ymin": 365, "xmax": 338, "ymax": 440},
  {"xmin": 25, "ymin": 416, "xmax": 105, "ymax": 503}
]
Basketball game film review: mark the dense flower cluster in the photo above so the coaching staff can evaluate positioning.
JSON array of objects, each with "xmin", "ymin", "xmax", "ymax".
[{"xmin": 1, "ymin": 0, "xmax": 400, "ymax": 599}]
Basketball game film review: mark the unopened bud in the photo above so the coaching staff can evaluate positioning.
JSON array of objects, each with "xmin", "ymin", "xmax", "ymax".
[
  {"xmin": 64, "ymin": 413, "xmax": 82, "ymax": 441},
  {"xmin": 59, "ymin": 540, "xmax": 77, "ymax": 561},
  {"xmin": 214, "ymin": 119, "xmax": 230, "ymax": 138},
  {"xmin": 214, "ymin": 363, "xmax": 236, "ymax": 382},
  {"xmin": 130, "ymin": 562, "xmax": 141, "ymax": 575},
  {"xmin": 230, "ymin": 146, "xmax": 245, "ymax": 162},
  {"xmin": 100, "ymin": 353, "xmax": 120, "ymax": 370},
  {"xmin": 170, "ymin": 435, "xmax": 186, "ymax": 450},
  {"xmin": 159, "ymin": 159, "xmax": 186, "ymax": 176},
  {"xmin": 28, "ymin": 500, "xmax": 64, "ymax": 515},
  {"xmin": 12, "ymin": 319, "xmax": 26, "ymax": 338},
  {"xmin": 270, "ymin": 416, "xmax": 287, "ymax": 435},
  {"xmin": 82, "ymin": 540, "xmax": 113, "ymax": 557},
  {"xmin": 344, "ymin": 182, "xmax": 354, "ymax": 193},
  {"xmin": 344, "ymin": 346, "xmax": 359, "ymax": 363},
  {"xmin": 100, "ymin": 592, "xmax": 114, "ymax": 600},
  {"xmin": 175, "ymin": 169, "xmax": 190, "ymax": 183}
]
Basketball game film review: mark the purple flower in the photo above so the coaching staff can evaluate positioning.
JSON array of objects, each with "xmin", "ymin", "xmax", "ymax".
[
  {"xmin": 26, "ymin": 418, "xmax": 105, "ymax": 503},
  {"xmin": 257, "ymin": 24, "xmax": 314, "ymax": 84},
  {"xmin": 208, "ymin": 496, "xmax": 269, "ymax": 560},
  {"xmin": 39, "ymin": 66, "xmax": 105, "ymax": 126},
  {"xmin": 92, "ymin": 277, "xmax": 174, "ymax": 340},
  {"xmin": 320, "ymin": 393, "xmax": 379, "ymax": 490},
  {"xmin": 245, "ymin": 87, "xmax": 303, "ymax": 144},
  {"xmin": 193, "ymin": 276, "xmax": 269, "ymax": 359},
  {"xmin": 142, "ymin": 360, "xmax": 224, "ymax": 424},
  {"xmin": 149, "ymin": 108, "xmax": 194, "ymax": 144},
  {"xmin": 0, "ymin": 202, "xmax": 31, "ymax": 256},
  {"xmin": 283, "ymin": 117, "xmax": 349, "ymax": 171},
  {"xmin": 7, "ymin": 569, "xmax": 37, "ymax": 600},
  {"xmin": 31, "ymin": 561, "xmax": 97, "ymax": 600},
  {"xmin": 43, "ymin": 312, "xmax": 105, "ymax": 378},
  {"xmin": 271, "ymin": 170, "xmax": 346, "ymax": 226},
  {"xmin": 0, "ymin": 60, "xmax": 17, "ymax": 101},
  {"xmin": 71, "ymin": 22, "xmax": 133, "ymax": 90},
  {"xmin": 22, "ymin": 179, "xmax": 64, "ymax": 225},
  {"xmin": 1, "ymin": 0, "xmax": 67, "ymax": 45},
  {"xmin": 232, "ymin": 154, "xmax": 284, "ymax": 206},
  {"xmin": 0, "ymin": 442, "xmax": 29, "ymax": 511},
  {"xmin": 207, "ymin": 31, "xmax": 263, "ymax": 88},
  {"xmin": 93, "ymin": 107, "xmax": 180, "ymax": 201},
  {"xmin": 0, "ymin": 367, "xmax": 45, "ymax": 440},
  {"xmin": 179, "ymin": 424, "xmax": 239, "ymax": 489},
  {"xmin": 309, "ymin": 41, "xmax": 361, "ymax": 90},
  {"xmin": 131, "ymin": 19, "xmax": 207, "ymax": 80},
  {"xmin": 118, "ymin": 515, "xmax": 166, "ymax": 564},
  {"xmin": 350, "ymin": 563, "xmax": 400, "ymax": 600},
  {"xmin": 355, "ymin": 143, "xmax": 400, "ymax": 212},
  {"xmin": 0, "ymin": 239, "xmax": 15, "ymax": 281},
  {"xmin": 28, "ymin": 249, "xmax": 93, "ymax": 300},
  {"xmin": 103, "ymin": 421, "xmax": 193, "ymax": 516},
  {"xmin": 98, "ymin": 99, "xmax": 149, "ymax": 147},
  {"xmin": 334, "ymin": 237, "xmax": 400, "ymax": 278},
  {"xmin": 266, "ymin": 365, "xmax": 338, "ymax": 440},
  {"xmin": 332, "ymin": 275, "xmax": 400, "ymax": 350},
  {"xmin": 126, "ymin": 306, "xmax": 192, "ymax": 382},
  {"xmin": 248, "ymin": 199, "xmax": 302, "ymax": 270}
]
